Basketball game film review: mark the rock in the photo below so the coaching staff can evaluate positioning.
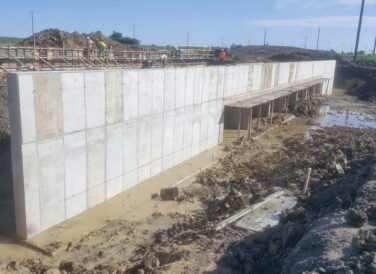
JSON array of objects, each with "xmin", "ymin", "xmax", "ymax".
[
  {"xmin": 366, "ymin": 206, "xmax": 376, "ymax": 221},
  {"xmin": 45, "ymin": 268, "xmax": 61, "ymax": 274},
  {"xmin": 143, "ymin": 253, "xmax": 160, "ymax": 272},
  {"xmin": 160, "ymin": 187, "xmax": 179, "ymax": 201},
  {"xmin": 345, "ymin": 209, "xmax": 368, "ymax": 228}
]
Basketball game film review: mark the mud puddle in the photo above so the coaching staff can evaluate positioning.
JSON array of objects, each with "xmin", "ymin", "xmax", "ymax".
[{"xmin": 314, "ymin": 105, "xmax": 376, "ymax": 129}]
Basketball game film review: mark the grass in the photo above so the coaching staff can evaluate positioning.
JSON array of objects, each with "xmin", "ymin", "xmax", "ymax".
[
  {"xmin": 0, "ymin": 36, "xmax": 23, "ymax": 46},
  {"xmin": 357, "ymin": 54, "xmax": 376, "ymax": 66}
]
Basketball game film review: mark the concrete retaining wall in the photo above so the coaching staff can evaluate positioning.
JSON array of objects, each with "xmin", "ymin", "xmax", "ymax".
[{"xmin": 7, "ymin": 60, "xmax": 336, "ymax": 238}]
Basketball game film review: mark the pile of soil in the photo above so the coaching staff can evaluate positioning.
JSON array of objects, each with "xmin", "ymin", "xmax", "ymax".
[
  {"xmin": 231, "ymin": 46, "xmax": 344, "ymax": 64},
  {"xmin": 126, "ymin": 126, "xmax": 376, "ymax": 273},
  {"xmin": 18, "ymin": 29, "xmax": 139, "ymax": 51},
  {"xmin": 335, "ymin": 64, "xmax": 376, "ymax": 102}
]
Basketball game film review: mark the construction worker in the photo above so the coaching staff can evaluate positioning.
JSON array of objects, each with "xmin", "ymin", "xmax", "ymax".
[
  {"xmin": 99, "ymin": 41, "xmax": 107, "ymax": 55},
  {"xmin": 219, "ymin": 48, "xmax": 227, "ymax": 62},
  {"xmin": 161, "ymin": 54, "xmax": 168, "ymax": 68}
]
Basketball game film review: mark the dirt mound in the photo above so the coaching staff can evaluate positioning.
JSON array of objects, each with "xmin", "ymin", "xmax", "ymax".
[
  {"xmin": 335, "ymin": 64, "xmax": 376, "ymax": 102},
  {"xmin": 215, "ymin": 127, "xmax": 376, "ymax": 274},
  {"xmin": 231, "ymin": 45, "xmax": 344, "ymax": 63},
  {"xmin": 18, "ymin": 29, "xmax": 138, "ymax": 50}
]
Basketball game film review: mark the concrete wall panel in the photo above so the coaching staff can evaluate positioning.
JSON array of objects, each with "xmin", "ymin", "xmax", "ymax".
[
  {"xmin": 123, "ymin": 71, "xmax": 139, "ymax": 121},
  {"xmin": 38, "ymin": 138, "xmax": 65, "ymax": 230},
  {"xmin": 151, "ymin": 113, "xmax": 163, "ymax": 162},
  {"xmin": 175, "ymin": 69, "xmax": 186, "ymax": 109},
  {"xmin": 105, "ymin": 71, "xmax": 123, "ymax": 124},
  {"xmin": 85, "ymin": 72, "xmax": 105, "ymax": 129},
  {"xmin": 34, "ymin": 74, "xmax": 63, "ymax": 140},
  {"xmin": 137, "ymin": 117, "xmax": 151, "ymax": 167},
  {"xmin": 22, "ymin": 143, "xmax": 40, "ymax": 236},
  {"xmin": 106, "ymin": 123, "xmax": 123, "ymax": 180},
  {"xmin": 152, "ymin": 70, "xmax": 164, "ymax": 114},
  {"xmin": 163, "ymin": 110, "xmax": 174, "ymax": 157},
  {"xmin": 62, "ymin": 73, "xmax": 86, "ymax": 134},
  {"xmin": 18, "ymin": 75, "xmax": 36, "ymax": 143},
  {"xmin": 8, "ymin": 60, "xmax": 336, "ymax": 238},
  {"xmin": 164, "ymin": 69, "xmax": 176, "ymax": 111},
  {"xmin": 173, "ymin": 108, "xmax": 184, "ymax": 153},
  {"xmin": 87, "ymin": 127, "xmax": 105, "ymax": 189},
  {"xmin": 194, "ymin": 67, "xmax": 203, "ymax": 104},
  {"xmin": 138, "ymin": 70, "xmax": 153, "ymax": 117},
  {"xmin": 123, "ymin": 120, "xmax": 138, "ymax": 173},
  {"xmin": 64, "ymin": 131, "xmax": 86, "ymax": 198},
  {"xmin": 185, "ymin": 68, "xmax": 195, "ymax": 107},
  {"xmin": 202, "ymin": 67, "xmax": 211, "ymax": 103}
]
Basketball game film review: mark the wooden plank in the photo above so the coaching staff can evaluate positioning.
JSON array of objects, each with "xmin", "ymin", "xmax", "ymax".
[{"xmin": 214, "ymin": 191, "xmax": 285, "ymax": 231}]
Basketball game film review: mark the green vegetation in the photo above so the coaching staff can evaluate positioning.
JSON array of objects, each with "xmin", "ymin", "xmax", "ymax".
[
  {"xmin": 0, "ymin": 36, "xmax": 23, "ymax": 46},
  {"xmin": 109, "ymin": 31, "xmax": 140, "ymax": 45},
  {"xmin": 357, "ymin": 54, "xmax": 376, "ymax": 66}
]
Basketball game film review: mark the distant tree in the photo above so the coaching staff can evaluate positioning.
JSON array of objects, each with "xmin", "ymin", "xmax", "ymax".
[
  {"xmin": 109, "ymin": 31, "xmax": 141, "ymax": 45},
  {"xmin": 230, "ymin": 44, "xmax": 242, "ymax": 49}
]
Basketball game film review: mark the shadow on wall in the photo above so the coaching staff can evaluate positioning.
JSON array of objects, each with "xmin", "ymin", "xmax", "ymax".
[{"xmin": 0, "ymin": 134, "xmax": 16, "ymax": 235}]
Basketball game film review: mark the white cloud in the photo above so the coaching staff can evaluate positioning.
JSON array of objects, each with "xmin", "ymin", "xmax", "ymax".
[
  {"xmin": 245, "ymin": 16, "xmax": 376, "ymax": 28},
  {"xmin": 276, "ymin": 0, "xmax": 376, "ymax": 9}
]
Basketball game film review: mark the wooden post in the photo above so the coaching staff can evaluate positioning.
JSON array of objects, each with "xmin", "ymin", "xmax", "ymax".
[
  {"xmin": 247, "ymin": 108, "xmax": 253, "ymax": 138},
  {"xmin": 285, "ymin": 95, "xmax": 289, "ymax": 114},
  {"xmin": 257, "ymin": 104, "xmax": 262, "ymax": 132},
  {"xmin": 303, "ymin": 168, "xmax": 312, "ymax": 195},
  {"xmin": 247, "ymin": 109, "xmax": 251, "ymax": 138},
  {"xmin": 271, "ymin": 100, "xmax": 274, "ymax": 124},
  {"xmin": 237, "ymin": 107, "xmax": 242, "ymax": 138}
]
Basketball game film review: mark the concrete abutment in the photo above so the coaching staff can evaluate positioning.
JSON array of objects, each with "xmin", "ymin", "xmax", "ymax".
[{"xmin": 7, "ymin": 60, "xmax": 336, "ymax": 238}]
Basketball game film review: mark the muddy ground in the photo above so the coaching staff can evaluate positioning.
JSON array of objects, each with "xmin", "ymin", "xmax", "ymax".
[{"xmin": 0, "ymin": 90, "xmax": 375, "ymax": 274}]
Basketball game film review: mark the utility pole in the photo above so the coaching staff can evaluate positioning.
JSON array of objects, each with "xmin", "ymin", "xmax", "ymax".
[
  {"xmin": 341, "ymin": 41, "xmax": 344, "ymax": 54},
  {"xmin": 373, "ymin": 36, "xmax": 376, "ymax": 55},
  {"xmin": 31, "ymin": 11, "xmax": 36, "ymax": 59},
  {"xmin": 316, "ymin": 27, "xmax": 321, "ymax": 51},
  {"xmin": 304, "ymin": 36, "xmax": 307, "ymax": 49},
  {"xmin": 354, "ymin": 0, "xmax": 365, "ymax": 62},
  {"xmin": 132, "ymin": 25, "xmax": 136, "ymax": 39},
  {"xmin": 264, "ymin": 28, "xmax": 267, "ymax": 46},
  {"xmin": 186, "ymin": 32, "xmax": 190, "ymax": 53},
  {"xmin": 221, "ymin": 36, "xmax": 224, "ymax": 48}
]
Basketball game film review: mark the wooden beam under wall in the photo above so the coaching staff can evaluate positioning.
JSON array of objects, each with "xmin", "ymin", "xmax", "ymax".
[
  {"xmin": 248, "ymin": 108, "xmax": 253, "ymax": 138},
  {"xmin": 285, "ymin": 95, "xmax": 289, "ymax": 114},
  {"xmin": 237, "ymin": 107, "xmax": 242, "ymax": 139},
  {"xmin": 257, "ymin": 104, "xmax": 262, "ymax": 132}
]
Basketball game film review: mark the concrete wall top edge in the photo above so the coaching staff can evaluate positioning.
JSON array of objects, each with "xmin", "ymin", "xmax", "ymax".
[{"xmin": 7, "ymin": 60, "xmax": 337, "ymax": 76}]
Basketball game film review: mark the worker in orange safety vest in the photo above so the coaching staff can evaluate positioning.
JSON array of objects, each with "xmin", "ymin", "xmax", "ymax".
[{"xmin": 219, "ymin": 48, "xmax": 227, "ymax": 61}]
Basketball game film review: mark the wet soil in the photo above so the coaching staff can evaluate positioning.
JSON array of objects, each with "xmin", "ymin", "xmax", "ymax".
[{"xmin": 0, "ymin": 92, "xmax": 375, "ymax": 273}]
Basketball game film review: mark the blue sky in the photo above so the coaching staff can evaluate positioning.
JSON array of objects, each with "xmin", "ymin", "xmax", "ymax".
[{"xmin": 0, "ymin": 0, "xmax": 375, "ymax": 52}]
